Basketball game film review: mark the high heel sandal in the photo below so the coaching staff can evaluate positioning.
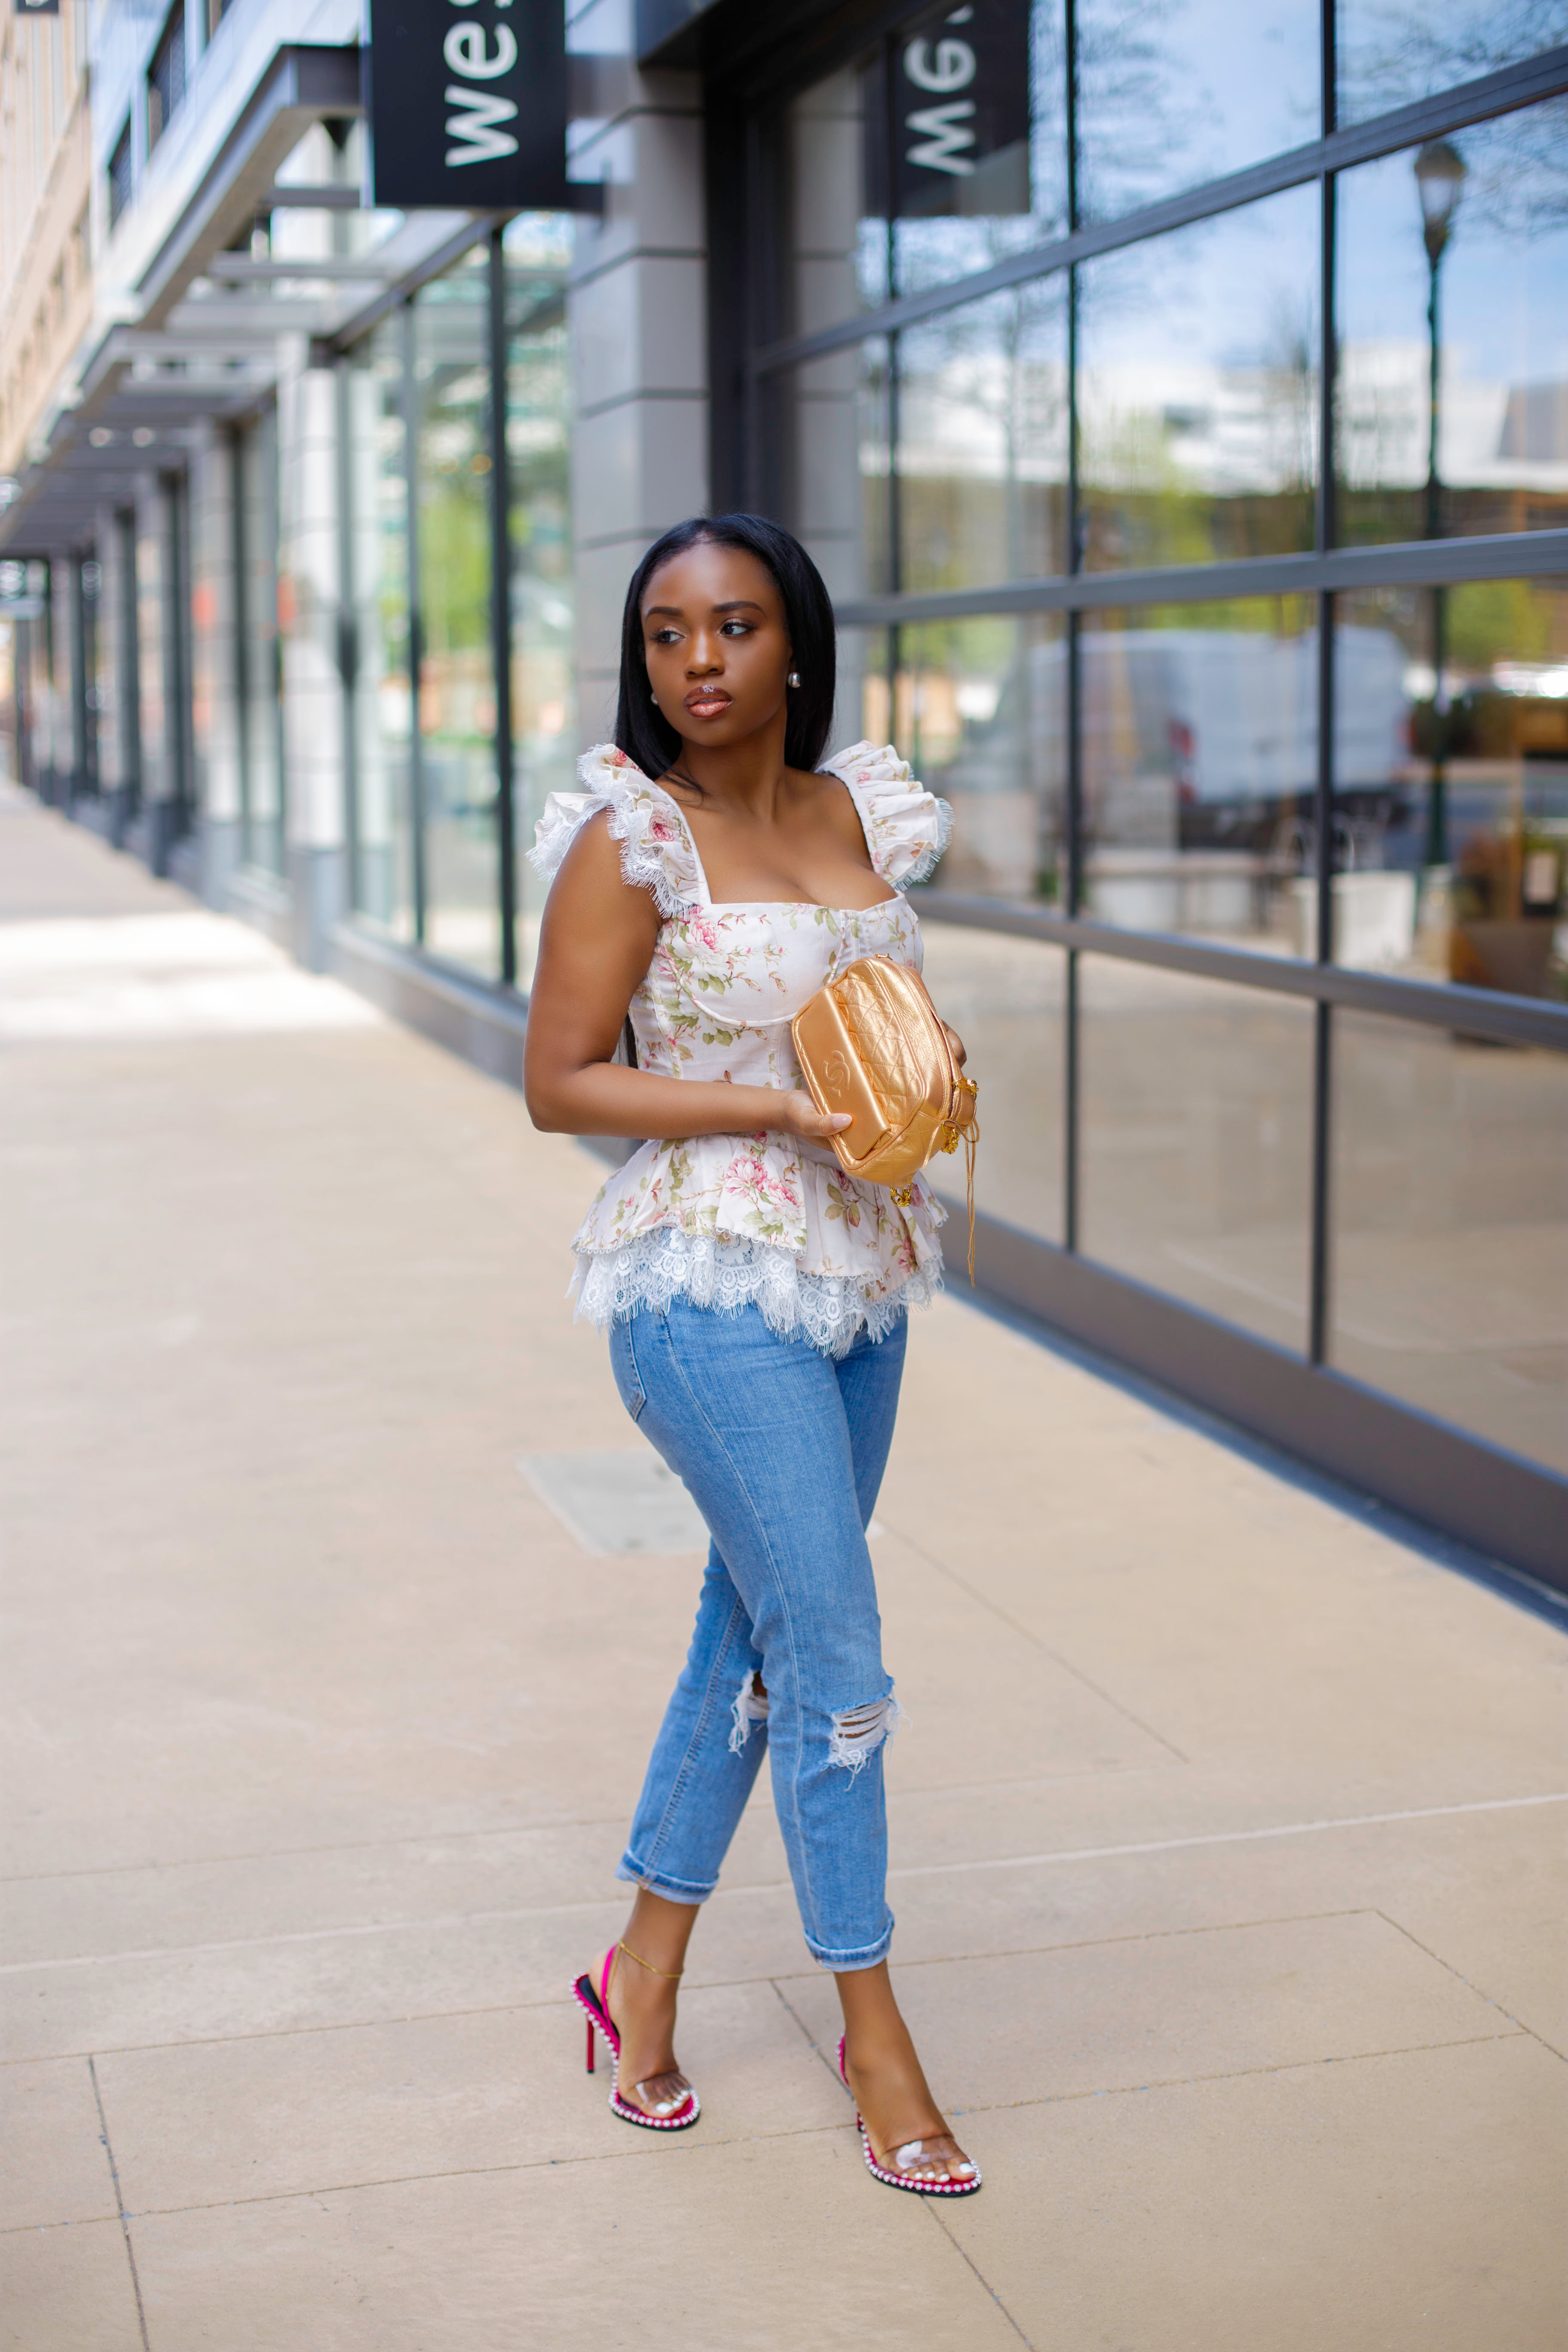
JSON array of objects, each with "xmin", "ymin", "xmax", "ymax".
[
  {"xmin": 573, "ymin": 1943, "xmax": 701, "ymax": 2132},
  {"xmin": 837, "ymin": 2035, "xmax": 980, "ymax": 2196}
]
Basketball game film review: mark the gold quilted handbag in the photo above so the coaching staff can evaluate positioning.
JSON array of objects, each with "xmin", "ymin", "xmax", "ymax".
[{"xmin": 790, "ymin": 955, "xmax": 979, "ymax": 1277}]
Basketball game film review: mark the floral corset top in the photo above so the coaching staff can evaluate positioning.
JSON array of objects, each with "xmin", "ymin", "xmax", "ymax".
[{"xmin": 528, "ymin": 741, "xmax": 954, "ymax": 1355}]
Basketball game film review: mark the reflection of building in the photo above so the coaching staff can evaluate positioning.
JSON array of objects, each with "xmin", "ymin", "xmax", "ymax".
[{"xmin": 2, "ymin": 0, "xmax": 1565, "ymax": 1588}]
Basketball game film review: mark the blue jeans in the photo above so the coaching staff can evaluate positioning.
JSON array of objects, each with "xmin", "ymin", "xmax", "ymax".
[{"xmin": 608, "ymin": 1298, "xmax": 907, "ymax": 1971}]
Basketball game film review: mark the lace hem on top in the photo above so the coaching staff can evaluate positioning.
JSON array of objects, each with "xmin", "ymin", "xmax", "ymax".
[{"xmin": 572, "ymin": 1228, "xmax": 940, "ymax": 1357}]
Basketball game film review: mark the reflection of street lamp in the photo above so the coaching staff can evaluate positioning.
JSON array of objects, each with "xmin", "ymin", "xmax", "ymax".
[{"xmin": 1415, "ymin": 138, "xmax": 1466, "ymax": 868}]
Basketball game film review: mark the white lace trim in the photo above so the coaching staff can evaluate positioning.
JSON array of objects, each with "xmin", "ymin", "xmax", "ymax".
[
  {"xmin": 530, "ymin": 743, "xmax": 951, "ymax": 912},
  {"xmin": 820, "ymin": 741, "xmax": 954, "ymax": 889},
  {"xmin": 572, "ymin": 1228, "xmax": 940, "ymax": 1357},
  {"xmin": 599, "ymin": 795, "xmax": 695, "ymax": 920},
  {"xmin": 525, "ymin": 750, "xmax": 700, "ymax": 920},
  {"xmin": 903, "ymin": 797, "xmax": 953, "ymax": 888}
]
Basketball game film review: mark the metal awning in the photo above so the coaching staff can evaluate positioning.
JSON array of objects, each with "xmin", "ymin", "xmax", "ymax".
[{"xmin": 0, "ymin": 43, "xmax": 375, "ymax": 555}]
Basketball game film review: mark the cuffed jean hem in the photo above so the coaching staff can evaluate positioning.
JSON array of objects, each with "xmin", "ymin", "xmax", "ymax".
[
  {"xmin": 804, "ymin": 1912, "xmax": 896, "ymax": 1972},
  {"xmin": 615, "ymin": 1852, "xmax": 717, "ymax": 1904}
]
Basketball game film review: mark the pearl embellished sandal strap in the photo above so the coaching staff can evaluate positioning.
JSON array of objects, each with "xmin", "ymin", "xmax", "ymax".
[{"xmin": 617, "ymin": 1939, "xmax": 683, "ymax": 1982}]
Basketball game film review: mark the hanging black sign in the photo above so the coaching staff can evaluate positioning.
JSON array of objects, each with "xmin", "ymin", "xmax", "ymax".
[
  {"xmin": 872, "ymin": 0, "xmax": 1032, "ymax": 220},
  {"xmin": 367, "ymin": 0, "xmax": 572, "ymax": 211}
]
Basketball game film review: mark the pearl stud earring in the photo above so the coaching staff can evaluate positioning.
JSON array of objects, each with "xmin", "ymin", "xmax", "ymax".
[{"xmin": 787, "ymin": 671, "xmax": 801, "ymax": 688}]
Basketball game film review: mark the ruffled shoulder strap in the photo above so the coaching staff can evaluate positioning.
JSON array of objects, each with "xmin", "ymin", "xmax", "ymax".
[
  {"xmin": 527, "ymin": 744, "xmax": 704, "ymax": 920},
  {"xmin": 821, "ymin": 741, "xmax": 952, "ymax": 889}
]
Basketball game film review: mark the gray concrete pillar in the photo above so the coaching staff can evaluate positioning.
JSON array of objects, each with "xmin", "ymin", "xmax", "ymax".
[{"xmin": 565, "ymin": 2, "xmax": 709, "ymax": 751}]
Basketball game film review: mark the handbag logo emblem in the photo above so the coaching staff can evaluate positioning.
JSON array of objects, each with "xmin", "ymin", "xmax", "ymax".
[{"xmin": 823, "ymin": 1050, "xmax": 851, "ymax": 1091}]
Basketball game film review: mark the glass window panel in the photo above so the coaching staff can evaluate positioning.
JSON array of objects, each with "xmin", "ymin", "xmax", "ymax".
[
  {"xmin": 1332, "ymin": 1014, "xmax": 1568, "ymax": 1477},
  {"xmin": 504, "ymin": 215, "xmax": 576, "ymax": 992},
  {"xmin": 1081, "ymin": 960, "xmax": 1314, "ymax": 1353},
  {"xmin": 787, "ymin": 67, "xmax": 888, "ymax": 324},
  {"xmin": 918, "ymin": 925, "xmax": 1066, "ymax": 1242},
  {"xmin": 413, "ymin": 250, "xmax": 499, "ymax": 980},
  {"xmin": 775, "ymin": 339, "xmax": 892, "ymax": 603},
  {"xmin": 776, "ymin": 4, "xmax": 1067, "ymax": 329},
  {"xmin": 1332, "ymin": 578, "xmax": 1568, "ymax": 995},
  {"xmin": 1077, "ymin": 0, "xmax": 1320, "ymax": 224},
  {"xmin": 1081, "ymin": 598, "xmax": 1317, "ymax": 950},
  {"xmin": 1337, "ymin": 0, "xmax": 1568, "ymax": 128},
  {"xmin": 835, "ymin": 625, "xmax": 1067, "ymax": 1243},
  {"xmin": 1335, "ymin": 103, "xmax": 1568, "ymax": 549},
  {"xmin": 237, "ymin": 408, "xmax": 284, "ymax": 879},
  {"xmin": 831, "ymin": 624, "xmax": 892, "ymax": 752},
  {"xmin": 897, "ymin": 281, "xmax": 1069, "ymax": 592},
  {"xmin": 1079, "ymin": 185, "xmax": 1320, "ymax": 573},
  {"xmin": 889, "ymin": 614, "xmax": 1068, "ymax": 898},
  {"xmin": 347, "ymin": 316, "xmax": 416, "ymax": 940}
]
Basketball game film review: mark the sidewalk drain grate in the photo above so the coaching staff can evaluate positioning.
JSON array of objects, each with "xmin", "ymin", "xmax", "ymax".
[{"xmin": 517, "ymin": 1450, "xmax": 709, "ymax": 1556}]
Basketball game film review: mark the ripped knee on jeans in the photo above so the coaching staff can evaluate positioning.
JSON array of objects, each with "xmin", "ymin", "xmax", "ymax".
[
  {"xmin": 828, "ymin": 1688, "xmax": 908, "ymax": 1778},
  {"xmin": 728, "ymin": 1669, "xmax": 769, "ymax": 1755}
]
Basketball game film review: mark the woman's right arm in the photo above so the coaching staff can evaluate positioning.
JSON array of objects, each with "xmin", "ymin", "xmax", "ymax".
[{"xmin": 522, "ymin": 812, "xmax": 848, "ymax": 1145}]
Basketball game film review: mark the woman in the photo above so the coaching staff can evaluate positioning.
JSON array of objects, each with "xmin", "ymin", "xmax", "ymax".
[{"xmin": 523, "ymin": 512, "xmax": 978, "ymax": 2196}]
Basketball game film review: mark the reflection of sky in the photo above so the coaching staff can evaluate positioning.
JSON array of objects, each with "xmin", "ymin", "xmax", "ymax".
[
  {"xmin": 1338, "ymin": 126, "xmax": 1568, "ymax": 394},
  {"xmin": 1336, "ymin": 0, "xmax": 1568, "ymax": 124},
  {"xmin": 1082, "ymin": 183, "xmax": 1319, "ymax": 369},
  {"xmin": 1076, "ymin": 0, "xmax": 1320, "ymax": 216},
  {"xmin": 1337, "ymin": 108, "xmax": 1568, "ymax": 485}
]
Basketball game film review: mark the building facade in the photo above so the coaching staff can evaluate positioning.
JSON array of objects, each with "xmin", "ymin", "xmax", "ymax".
[{"xmin": 2, "ymin": 0, "xmax": 1566, "ymax": 1585}]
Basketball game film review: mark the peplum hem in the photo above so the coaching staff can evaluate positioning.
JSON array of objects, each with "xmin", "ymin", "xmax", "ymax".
[{"xmin": 572, "ymin": 1228, "xmax": 941, "ymax": 1356}]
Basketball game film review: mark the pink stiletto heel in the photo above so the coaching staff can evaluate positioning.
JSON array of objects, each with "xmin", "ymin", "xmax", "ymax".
[
  {"xmin": 572, "ymin": 1945, "xmax": 700, "ymax": 2131},
  {"xmin": 837, "ymin": 2034, "xmax": 981, "ymax": 2196}
]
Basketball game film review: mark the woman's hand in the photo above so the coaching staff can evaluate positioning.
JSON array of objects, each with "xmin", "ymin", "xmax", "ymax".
[{"xmin": 777, "ymin": 1091, "xmax": 853, "ymax": 1142}]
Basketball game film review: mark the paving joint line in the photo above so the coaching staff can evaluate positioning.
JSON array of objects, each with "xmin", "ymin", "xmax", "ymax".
[
  {"xmin": 1370, "ymin": 1908, "xmax": 1568, "ymax": 2064},
  {"xmin": 10, "ymin": 2035, "xmax": 1520, "ymax": 2238},
  {"xmin": 9, "ymin": 1792, "xmax": 1562, "ymax": 1978},
  {"xmin": 957, "ymin": 2029, "xmax": 1524, "ymax": 2118},
  {"xmin": 879, "ymin": 1516, "xmax": 1189, "ymax": 1763},
  {"xmin": 926, "ymin": 2207, "xmax": 1036, "ymax": 2349},
  {"xmin": 0, "ymin": 1816, "xmax": 640, "ymax": 1886},
  {"xmin": 88, "ymin": 2055, "xmax": 151, "ymax": 2352},
  {"xmin": 7, "ymin": 1907, "xmax": 1389, "ymax": 2065}
]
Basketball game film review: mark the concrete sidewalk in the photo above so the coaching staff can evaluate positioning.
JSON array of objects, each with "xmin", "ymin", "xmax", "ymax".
[{"xmin": 3, "ymin": 787, "xmax": 1564, "ymax": 2352}]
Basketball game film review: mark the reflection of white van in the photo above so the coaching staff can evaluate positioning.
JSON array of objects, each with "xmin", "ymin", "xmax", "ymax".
[
  {"xmin": 933, "ymin": 625, "xmax": 1411, "ymax": 906},
  {"xmin": 1079, "ymin": 625, "xmax": 1408, "ymax": 817}
]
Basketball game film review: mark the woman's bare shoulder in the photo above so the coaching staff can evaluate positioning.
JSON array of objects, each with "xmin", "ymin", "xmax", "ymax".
[{"xmin": 791, "ymin": 764, "xmax": 870, "ymax": 851}]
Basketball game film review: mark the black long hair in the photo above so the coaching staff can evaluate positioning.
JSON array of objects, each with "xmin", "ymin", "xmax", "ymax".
[{"xmin": 613, "ymin": 514, "xmax": 837, "ymax": 785}]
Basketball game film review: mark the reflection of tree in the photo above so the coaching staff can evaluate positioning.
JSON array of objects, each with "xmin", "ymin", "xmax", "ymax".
[
  {"xmin": 1441, "ymin": 96, "xmax": 1568, "ymax": 239},
  {"xmin": 420, "ymin": 469, "xmax": 487, "ymax": 655},
  {"xmin": 1077, "ymin": 236, "xmax": 1316, "ymax": 566},
  {"xmin": 1075, "ymin": 0, "xmax": 1205, "ymax": 219},
  {"xmin": 1446, "ymin": 578, "xmax": 1556, "ymax": 671},
  {"xmin": 901, "ymin": 263, "xmax": 1068, "ymax": 586},
  {"xmin": 1341, "ymin": 3, "xmax": 1568, "ymax": 124}
]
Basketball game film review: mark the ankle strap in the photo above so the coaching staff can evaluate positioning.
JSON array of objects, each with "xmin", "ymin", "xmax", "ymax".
[{"xmin": 618, "ymin": 1939, "xmax": 683, "ymax": 1982}]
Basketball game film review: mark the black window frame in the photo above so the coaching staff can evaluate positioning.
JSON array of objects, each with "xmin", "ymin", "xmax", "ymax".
[{"xmin": 705, "ymin": 1, "xmax": 1568, "ymax": 1585}]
